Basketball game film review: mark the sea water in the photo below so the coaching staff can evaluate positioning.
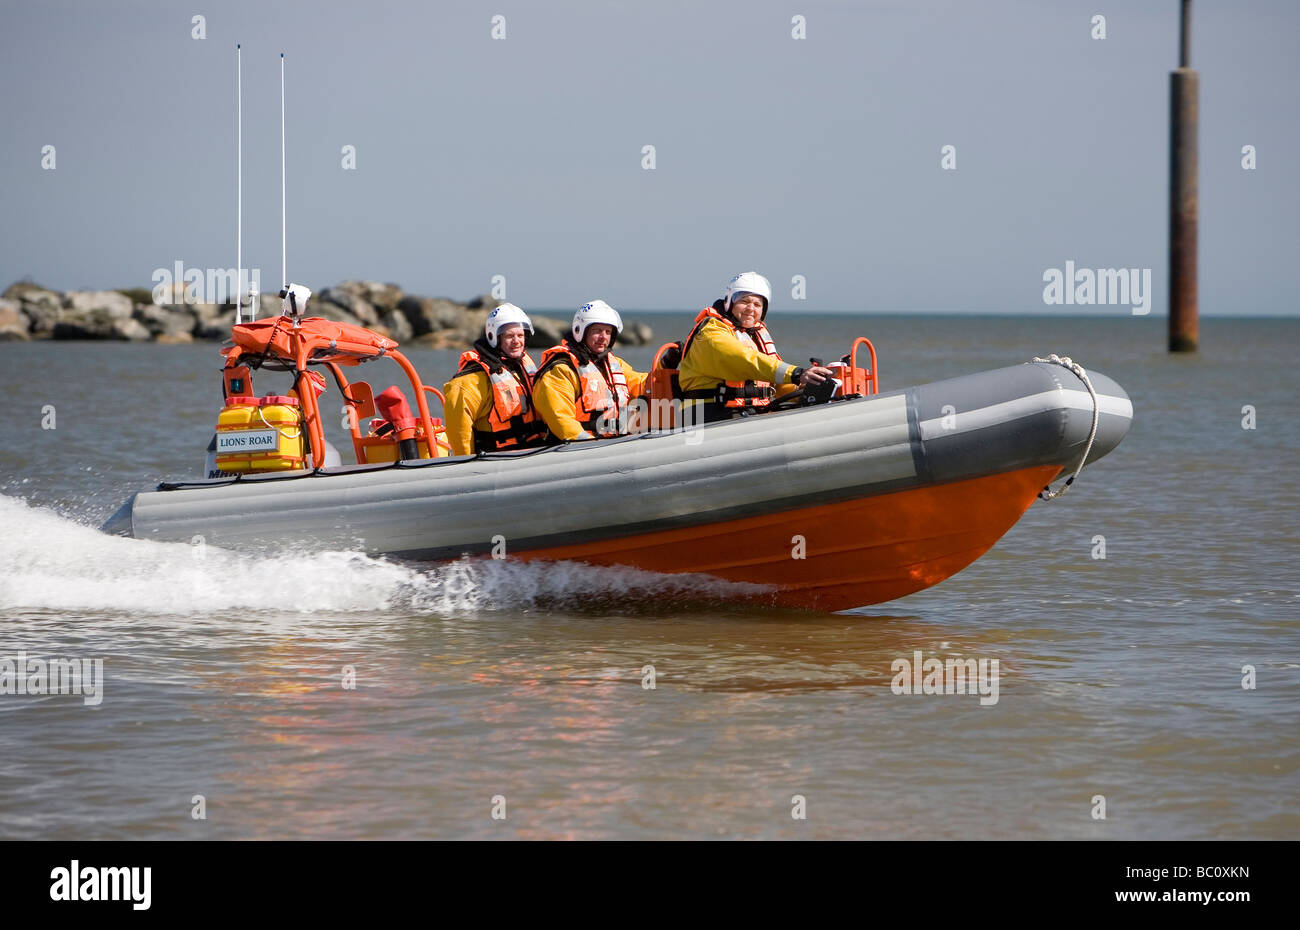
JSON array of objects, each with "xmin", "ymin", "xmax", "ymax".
[{"xmin": 0, "ymin": 314, "xmax": 1296, "ymax": 839}]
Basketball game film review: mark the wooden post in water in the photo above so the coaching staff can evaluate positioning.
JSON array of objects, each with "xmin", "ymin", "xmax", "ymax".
[{"xmin": 1169, "ymin": 0, "xmax": 1199, "ymax": 352}]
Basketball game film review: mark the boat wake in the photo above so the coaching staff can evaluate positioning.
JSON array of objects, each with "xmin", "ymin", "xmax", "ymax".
[
  {"xmin": 405, "ymin": 556, "xmax": 772, "ymax": 615},
  {"xmin": 0, "ymin": 495, "xmax": 767, "ymax": 617}
]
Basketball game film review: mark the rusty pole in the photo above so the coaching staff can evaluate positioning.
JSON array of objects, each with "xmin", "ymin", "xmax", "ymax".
[{"xmin": 1169, "ymin": 0, "xmax": 1199, "ymax": 352}]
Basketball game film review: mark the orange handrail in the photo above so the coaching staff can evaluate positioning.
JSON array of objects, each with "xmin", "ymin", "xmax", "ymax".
[
  {"xmin": 223, "ymin": 317, "xmax": 440, "ymax": 468},
  {"xmin": 322, "ymin": 361, "xmax": 369, "ymax": 464},
  {"xmin": 650, "ymin": 341, "xmax": 680, "ymax": 371},
  {"xmin": 421, "ymin": 386, "xmax": 453, "ymax": 453},
  {"xmin": 421, "ymin": 385, "xmax": 446, "ymax": 407},
  {"xmin": 849, "ymin": 337, "xmax": 879, "ymax": 396}
]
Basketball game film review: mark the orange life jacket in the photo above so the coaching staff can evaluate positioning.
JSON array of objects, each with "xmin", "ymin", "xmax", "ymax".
[
  {"xmin": 452, "ymin": 348, "xmax": 547, "ymax": 451},
  {"xmin": 679, "ymin": 306, "xmax": 781, "ymax": 409},
  {"xmin": 537, "ymin": 341, "xmax": 631, "ymax": 438}
]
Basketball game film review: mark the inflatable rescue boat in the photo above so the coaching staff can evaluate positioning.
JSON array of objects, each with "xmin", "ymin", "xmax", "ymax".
[{"xmin": 103, "ymin": 295, "xmax": 1132, "ymax": 611}]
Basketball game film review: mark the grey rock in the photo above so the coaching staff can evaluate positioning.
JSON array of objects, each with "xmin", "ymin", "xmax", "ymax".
[
  {"xmin": 63, "ymin": 290, "xmax": 133, "ymax": 319},
  {"xmin": 196, "ymin": 310, "xmax": 238, "ymax": 341},
  {"xmin": 0, "ymin": 299, "xmax": 30, "ymax": 341},
  {"xmin": 111, "ymin": 317, "xmax": 153, "ymax": 342},
  {"xmin": 20, "ymin": 301, "xmax": 59, "ymax": 337},
  {"xmin": 527, "ymin": 314, "xmax": 568, "ymax": 348},
  {"xmin": 436, "ymin": 300, "xmax": 478, "ymax": 332},
  {"xmin": 3, "ymin": 282, "xmax": 60, "ymax": 309},
  {"xmin": 457, "ymin": 306, "xmax": 492, "ymax": 344},
  {"xmin": 316, "ymin": 288, "xmax": 379, "ymax": 326},
  {"xmin": 334, "ymin": 280, "xmax": 403, "ymax": 313},
  {"xmin": 25, "ymin": 296, "xmax": 63, "ymax": 337},
  {"xmin": 0, "ymin": 279, "xmax": 654, "ymax": 348},
  {"xmin": 134, "ymin": 302, "xmax": 197, "ymax": 339},
  {"xmin": 311, "ymin": 300, "xmax": 364, "ymax": 329},
  {"xmin": 51, "ymin": 310, "xmax": 123, "ymax": 339},
  {"xmin": 189, "ymin": 302, "xmax": 226, "ymax": 323},
  {"xmin": 624, "ymin": 321, "xmax": 654, "ymax": 346},
  {"xmin": 412, "ymin": 330, "xmax": 469, "ymax": 350},
  {"xmin": 378, "ymin": 308, "xmax": 413, "ymax": 343},
  {"xmin": 396, "ymin": 296, "xmax": 437, "ymax": 336},
  {"xmin": 435, "ymin": 300, "xmax": 470, "ymax": 331},
  {"xmin": 50, "ymin": 313, "xmax": 107, "ymax": 339},
  {"xmin": 47, "ymin": 291, "xmax": 137, "ymax": 340}
]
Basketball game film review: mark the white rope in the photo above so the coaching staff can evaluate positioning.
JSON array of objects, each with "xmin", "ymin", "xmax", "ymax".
[
  {"xmin": 1031, "ymin": 354, "xmax": 1099, "ymax": 501},
  {"xmin": 257, "ymin": 403, "xmax": 303, "ymax": 441}
]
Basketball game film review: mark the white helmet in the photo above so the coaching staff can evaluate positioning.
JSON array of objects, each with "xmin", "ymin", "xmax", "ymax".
[
  {"xmin": 571, "ymin": 299, "xmax": 624, "ymax": 343},
  {"xmin": 723, "ymin": 271, "xmax": 772, "ymax": 319},
  {"xmin": 485, "ymin": 302, "xmax": 534, "ymax": 348}
]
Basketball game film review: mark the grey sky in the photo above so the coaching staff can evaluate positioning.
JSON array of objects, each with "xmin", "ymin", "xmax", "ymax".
[{"xmin": 2, "ymin": 0, "xmax": 1296, "ymax": 314}]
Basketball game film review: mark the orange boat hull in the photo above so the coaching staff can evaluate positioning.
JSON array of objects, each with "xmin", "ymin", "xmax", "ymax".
[{"xmin": 520, "ymin": 463, "xmax": 1062, "ymax": 612}]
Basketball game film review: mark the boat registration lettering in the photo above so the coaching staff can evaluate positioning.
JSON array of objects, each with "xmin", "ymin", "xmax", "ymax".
[{"xmin": 216, "ymin": 429, "xmax": 279, "ymax": 452}]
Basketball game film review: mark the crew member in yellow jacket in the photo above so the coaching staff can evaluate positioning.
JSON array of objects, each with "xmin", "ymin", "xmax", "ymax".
[
  {"xmin": 442, "ymin": 303, "xmax": 549, "ymax": 455},
  {"xmin": 677, "ymin": 271, "xmax": 833, "ymax": 423},
  {"xmin": 532, "ymin": 300, "xmax": 649, "ymax": 441}
]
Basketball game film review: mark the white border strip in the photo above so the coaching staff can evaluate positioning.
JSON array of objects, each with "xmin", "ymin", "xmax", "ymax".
[{"xmin": 919, "ymin": 389, "xmax": 1133, "ymax": 441}]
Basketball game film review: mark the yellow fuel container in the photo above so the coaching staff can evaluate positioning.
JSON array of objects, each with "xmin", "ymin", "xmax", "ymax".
[
  {"xmin": 215, "ymin": 396, "xmax": 306, "ymax": 474},
  {"xmin": 363, "ymin": 421, "xmax": 451, "ymax": 462}
]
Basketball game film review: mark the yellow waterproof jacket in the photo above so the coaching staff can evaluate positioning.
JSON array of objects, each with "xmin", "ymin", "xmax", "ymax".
[
  {"xmin": 442, "ymin": 347, "xmax": 544, "ymax": 455},
  {"xmin": 442, "ymin": 369, "xmax": 494, "ymax": 456},
  {"xmin": 533, "ymin": 347, "xmax": 649, "ymax": 441},
  {"xmin": 678, "ymin": 313, "xmax": 799, "ymax": 398}
]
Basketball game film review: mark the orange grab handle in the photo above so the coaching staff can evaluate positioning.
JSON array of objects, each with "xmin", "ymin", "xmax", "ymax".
[
  {"xmin": 650, "ymin": 341, "xmax": 680, "ymax": 370},
  {"xmin": 421, "ymin": 385, "xmax": 446, "ymax": 409},
  {"xmin": 419, "ymin": 387, "xmax": 453, "ymax": 452},
  {"xmin": 849, "ymin": 337, "xmax": 879, "ymax": 395}
]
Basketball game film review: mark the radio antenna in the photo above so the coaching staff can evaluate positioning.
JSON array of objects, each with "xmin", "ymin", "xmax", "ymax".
[
  {"xmin": 235, "ymin": 44, "xmax": 243, "ymax": 325},
  {"xmin": 280, "ymin": 52, "xmax": 287, "ymax": 289}
]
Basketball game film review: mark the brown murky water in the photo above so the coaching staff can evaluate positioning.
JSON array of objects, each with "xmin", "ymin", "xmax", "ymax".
[{"xmin": 1, "ymin": 314, "xmax": 1296, "ymax": 838}]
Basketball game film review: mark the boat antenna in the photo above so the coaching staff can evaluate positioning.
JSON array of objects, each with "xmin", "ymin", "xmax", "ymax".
[
  {"xmin": 235, "ymin": 43, "xmax": 243, "ymax": 325},
  {"xmin": 280, "ymin": 51, "xmax": 286, "ymax": 291}
]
